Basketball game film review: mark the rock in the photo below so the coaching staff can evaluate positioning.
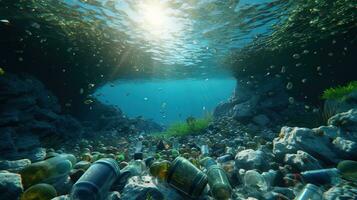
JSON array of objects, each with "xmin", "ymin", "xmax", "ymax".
[
  {"xmin": 273, "ymin": 126, "xmax": 340, "ymax": 164},
  {"xmin": 73, "ymin": 161, "xmax": 91, "ymax": 170},
  {"xmin": 328, "ymin": 109, "xmax": 357, "ymax": 132},
  {"xmin": 213, "ymin": 101, "xmax": 235, "ymax": 118},
  {"xmin": 0, "ymin": 172, "xmax": 23, "ymax": 200},
  {"xmin": 235, "ymin": 149, "xmax": 269, "ymax": 171},
  {"xmin": 26, "ymin": 147, "xmax": 47, "ymax": 162},
  {"xmin": 120, "ymin": 176, "xmax": 182, "ymax": 200},
  {"xmin": 272, "ymin": 187, "xmax": 295, "ymax": 199},
  {"xmin": 333, "ymin": 137, "xmax": 357, "ymax": 159},
  {"xmin": 22, "ymin": 183, "xmax": 57, "ymax": 200},
  {"xmin": 0, "ymin": 159, "xmax": 31, "ymax": 172},
  {"xmin": 252, "ymin": 114, "xmax": 270, "ymax": 126},
  {"xmin": 232, "ymin": 99, "xmax": 257, "ymax": 120},
  {"xmin": 323, "ymin": 184, "xmax": 357, "ymax": 200},
  {"xmin": 106, "ymin": 191, "xmax": 121, "ymax": 200},
  {"xmin": 284, "ymin": 151, "xmax": 322, "ymax": 172}
]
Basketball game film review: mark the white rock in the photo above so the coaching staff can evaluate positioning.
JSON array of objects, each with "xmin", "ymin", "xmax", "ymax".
[
  {"xmin": 235, "ymin": 149, "xmax": 269, "ymax": 170},
  {"xmin": 284, "ymin": 150, "xmax": 322, "ymax": 171},
  {"xmin": 273, "ymin": 126, "xmax": 340, "ymax": 163},
  {"xmin": 0, "ymin": 172, "xmax": 23, "ymax": 200}
]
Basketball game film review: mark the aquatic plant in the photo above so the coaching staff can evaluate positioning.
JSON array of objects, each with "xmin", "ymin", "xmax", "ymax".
[
  {"xmin": 155, "ymin": 115, "xmax": 212, "ymax": 137},
  {"xmin": 322, "ymin": 81, "xmax": 357, "ymax": 101}
]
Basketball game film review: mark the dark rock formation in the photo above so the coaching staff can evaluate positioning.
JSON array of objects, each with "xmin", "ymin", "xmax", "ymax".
[{"xmin": 0, "ymin": 73, "xmax": 83, "ymax": 161}]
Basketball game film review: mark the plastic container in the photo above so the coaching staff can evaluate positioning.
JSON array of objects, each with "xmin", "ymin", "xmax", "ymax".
[
  {"xmin": 217, "ymin": 147, "xmax": 235, "ymax": 163},
  {"xmin": 20, "ymin": 154, "xmax": 76, "ymax": 188},
  {"xmin": 294, "ymin": 184, "xmax": 323, "ymax": 200},
  {"xmin": 301, "ymin": 168, "xmax": 340, "ymax": 185},
  {"xmin": 200, "ymin": 145, "xmax": 209, "ymax": 157},
  {"xmin": 70, "ymin": 158, "xmax": 120, "ymax": 200},
  {"xmin": 244, "ymin": 170, "xmax": 268, "ymax": 191},
  {"xmin": 167, "ymin": 157, "xmax": 208, "ymax": 198},
  {"xmin": 203, "ymin": 157, "xmax": 232, "ymax": 200}
]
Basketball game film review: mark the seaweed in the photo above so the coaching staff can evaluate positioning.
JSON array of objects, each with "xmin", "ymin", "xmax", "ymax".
[
  {"xmin": 154, "ymin": 115, "xmax": 212, "ymax": 137},
  {"xmin": 322, "ymin": 81, "xmax": 357, "ymax": 101}
]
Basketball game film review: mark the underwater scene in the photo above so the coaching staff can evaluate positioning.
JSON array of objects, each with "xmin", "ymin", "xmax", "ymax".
[{"xmin": 0, "ymin": 0, "xmax": 356, "ymax": 199}]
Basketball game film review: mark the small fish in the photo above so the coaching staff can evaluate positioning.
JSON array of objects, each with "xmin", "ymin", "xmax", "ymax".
[
  {"xmin": 0, "ymin": 19, "xmax": 10, "ymax": 25},
  {"xmin": 84, "ymin": 99, "xmax": 94, "ymax": 104},
  {"xmin": 0, "ymin": 67, "xmax": 5, "ymax": 75}
]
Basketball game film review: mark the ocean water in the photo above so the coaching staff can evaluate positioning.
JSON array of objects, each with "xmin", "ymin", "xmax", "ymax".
[
  {"xmin": 0, "ymin": 0, "xmax": 356, "ymax": 199},
  {"xmin": 95, "ymin": 78, "xmax": 236, "ymax": 125}
]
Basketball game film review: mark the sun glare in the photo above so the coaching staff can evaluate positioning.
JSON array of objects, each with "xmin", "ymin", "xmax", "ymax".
[{"xmin": 139, "ymin": 2, "xmax": 170, "ymax": 36}]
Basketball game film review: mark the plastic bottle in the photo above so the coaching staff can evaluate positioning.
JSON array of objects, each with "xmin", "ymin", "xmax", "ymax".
[
  {"xmin": 20, "ymin": 154, "xmax": 76, "ymax": 188},
  {"xmin": 217, "ymin": 147, "xmax": 235, "ymax": 163},
  {"xmin": 300, "ymin": 168, "xmax": 340, "ymax": 186},
  {"xmin": 134, "ymin": 141, "xmax": 144, "ymax": 160},
  {"xmin": 244, "ymin": 170, "xmax": 269, "ymax": 191},
  {"xmin": 201, "ymin": 157, "xmax": 232, "ymax": 200},
  {"xmin": 200, "ymin": 144, "xmax": 209, "ymax": 158},
  {"xmin": 70, "ymin": 158, "xmax": 120, "ymax": 200},
  {"xmin": 294, "ymin": 184, "xmax": 323, "ymax": 200}
]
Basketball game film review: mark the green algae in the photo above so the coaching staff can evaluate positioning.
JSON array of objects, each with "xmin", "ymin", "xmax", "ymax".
[
  {"xmin": 322, "ymin": 81, "xmax": 357, "ymax": 101},
  {"xmin": 155, "ymin": 115, "xmax": 212, "ymax": 137}
]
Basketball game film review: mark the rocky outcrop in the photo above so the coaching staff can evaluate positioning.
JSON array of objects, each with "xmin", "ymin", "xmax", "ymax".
[
  {"xmin": 0, "ymin": 74, "xmax": 83, "ymax": 161},
  {"xmin": 213, "ymin": 77, "xmax": 308, "ymax": 128},
  {"xmin": 273, "ymin": 109, "xmax": 357, "ymax": 164}
]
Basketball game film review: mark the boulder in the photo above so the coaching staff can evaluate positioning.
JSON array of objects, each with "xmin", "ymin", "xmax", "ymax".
[
  {"xmin": 120, "ymin": 176, "xmax": 183, "ymax": 200},
  {"xmin": 273, "ymin": 126, "xmax": 340, "ymax": 164},
  {"xmin": 0, "ymin": 172, "xmax": 23, "ymax": 200},
  {"xmin": 333, "ymin": 137, "xmax": 357, "ymax": 160},
  {"xmin": 323, "ymin": 183, "xmax": 357, "ymax": 200},
  {"xmin": 235, "ymin": 149, "xmax": 269, "ymax": 171},
  {"xmin": 328, "ymin": 109, "xmax": 357, "ymax": 133},
  {"xmin": 0, "ymin": 159, "xmax": 31, "ymax": 173},
  {"xmin": 284, "ymin": 150, "xmax": 322, "ymax": 172},
  {"xmin": 252, "ymin": 115, "xmax": 270, "ymax": 126}
]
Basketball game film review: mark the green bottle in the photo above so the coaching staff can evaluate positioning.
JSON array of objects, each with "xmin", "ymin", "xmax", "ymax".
[
  {"xmin": 201, "ymin": 157, "xmax": 232, "ymax": 200},
  {"xmin": 167, "ymin": 157, "xmax": 208, "ymax": 199},
  {"xmin": 149, "ymin": 160, "xmax": 171, "ymax": 181},
  {"xmin": 337, "ymin": 160, "xmax": 357, "ymax": 181},
  {"xmin": 20, "ymin": 154, "xmax": 76, "ymax": 188},
  {"xmin": 21, "ymin": 183, "xmax": 57, "ymax": 200}
]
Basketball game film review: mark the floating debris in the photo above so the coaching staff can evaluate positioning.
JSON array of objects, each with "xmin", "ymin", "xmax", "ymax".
[
  {"xmin": 286, "ymin": 82, "xmax": 293, "ymax": 90},
  {"xmin": 84, "ymin": 99, "xmax": 94, "ymax": 104},
  {"xmin": 288, "ymin": 97, "xmax": 295, "ymax": 104},
  {"xmin": 144, "ymin": 97, "xmax": 148, "ymax": 101},
  {"xmin": 0, "ymin": 19, "xmax": 10, "ymax": 25},
  {"xmin": 0, "ymin": 67, "xmax": 5, "ymax": 76},
  {"xmin": 292, "ymin": 53, "xmax": 300, "ymax": 59}
]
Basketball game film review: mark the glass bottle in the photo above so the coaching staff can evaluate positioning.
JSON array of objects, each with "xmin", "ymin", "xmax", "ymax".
[
  {"xmin": 300, "ymin": 168, "xmax": 340, "ymax": 186},
  {"xmin": 337, "ymin": 160, "xmax": 357, "ymax": 181},
  {"xmin": 70, "ymin": 158, "xmax": 120, "ymax": 200},
  {"xmin": 20, "ymin": 154, "xmax": 76, "ymax": 188},
  {"xmin": 21, "ymin": 183, "xmax": 57, "ymax": 200},
  {"xmin": 216, "ymin": 147, "xmax": 235, "ymax": 163},
  {"xmin": 149, "ymin": 160, "xmax": 171, "ymax": 181},
  {"xmin": 294, "ymin": 184, "xmax": 323, "ymax": 200},
  {"xmin": 201, "ymin": 157, "xmax": 232, "ymax": 200},
  {"xmin": 167, "ymin": 156, "xmax": 208, "ymax": 199}
]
